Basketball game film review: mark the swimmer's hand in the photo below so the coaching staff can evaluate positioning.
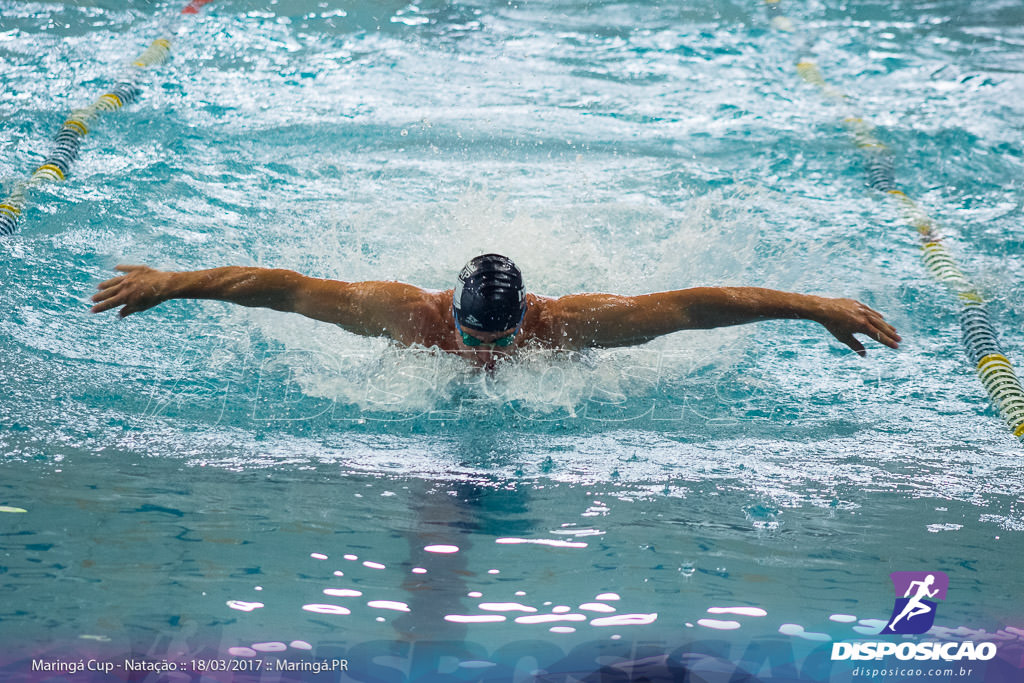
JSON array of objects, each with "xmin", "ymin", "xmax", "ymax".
[
  {"xmin": 90, "ymin": 264, "xmax": 172, "ymax": 317},
  {"xmin": 814, "ymin": 297, "xmax": 901, "ymax": 357}
]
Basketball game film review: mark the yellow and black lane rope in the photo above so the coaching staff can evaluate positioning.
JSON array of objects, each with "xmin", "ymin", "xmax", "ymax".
[
  {"xmin": 1, "ymin": 1, "xmax": 212, "ymax": 237},
  {"xmin": 768, "ymin": 7, "xmax": 1024, "ymax": 441},
  {"xmin": 0, "ymin": 38, "xmax": 171, "ymax": 236}
]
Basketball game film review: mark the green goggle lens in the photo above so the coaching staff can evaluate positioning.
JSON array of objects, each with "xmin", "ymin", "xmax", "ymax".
[{"xmin": 459, "ymin": 330, "xmax": 517, "ymax": 347}]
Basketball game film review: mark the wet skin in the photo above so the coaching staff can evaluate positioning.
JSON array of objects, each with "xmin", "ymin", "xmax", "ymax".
[{"xmin": 90, "ymin": 265, "xmax": 902, "ymax": 367}]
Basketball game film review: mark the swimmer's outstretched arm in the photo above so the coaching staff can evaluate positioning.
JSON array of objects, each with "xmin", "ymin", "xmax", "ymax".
[
  {"xmin": 90, "ymin": 264, "xmax": 433, "ymax": 341},
  {"xmin": 541, "ymin": 286, "xmax": 901, "ymax": 356}
]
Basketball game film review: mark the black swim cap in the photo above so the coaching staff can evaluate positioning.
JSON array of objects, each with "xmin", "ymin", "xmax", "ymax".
[{"xmin": 453, "ymin": 254, "xmax": 526, "ymax": 332}]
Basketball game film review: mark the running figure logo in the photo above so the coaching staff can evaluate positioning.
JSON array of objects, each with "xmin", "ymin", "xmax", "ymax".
[{"xmin": 881, "ymin": 571, "xmax": 949, "ymax": 635}]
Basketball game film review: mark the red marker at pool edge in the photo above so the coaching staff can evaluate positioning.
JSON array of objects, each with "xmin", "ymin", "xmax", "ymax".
[{"xmin": 181, "ymin": 0, "xmax": 214, "ymax": 14}]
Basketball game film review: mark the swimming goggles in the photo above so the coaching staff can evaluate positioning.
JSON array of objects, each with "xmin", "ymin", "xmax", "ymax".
[{"xmin": 453, "ymin": 305, "xmax": 526, "ymax": 347}]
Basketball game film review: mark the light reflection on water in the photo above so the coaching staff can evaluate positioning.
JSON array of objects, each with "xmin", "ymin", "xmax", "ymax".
[{"xmin": 1, "ymin": 430, "xmax": 1023, "ymax": 654}]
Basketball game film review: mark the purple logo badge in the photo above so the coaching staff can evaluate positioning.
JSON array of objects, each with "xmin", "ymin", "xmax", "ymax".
[{"xmin": 881, "ymin": 571, "xmax": 949, "ymax": 635}]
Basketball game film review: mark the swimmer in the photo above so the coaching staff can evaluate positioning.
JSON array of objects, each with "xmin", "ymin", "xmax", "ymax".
[{"xmin": 90, "ymin": 253, "xmax": 900, "ymax": 366}]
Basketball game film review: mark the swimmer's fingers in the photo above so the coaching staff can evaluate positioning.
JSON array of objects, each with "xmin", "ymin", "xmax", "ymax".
[
  {"xmin": 96, "ymin": 265, "xmax": 153, "ymax": 292},
  {"xmin": 862, "ymin": 309, "xmax": 901, "ymax": 349},
  {"xmin": 862, "ymin": 305, "xmax": 901, "ymax": 339},
  {"xmin": 97, "ymin": 274, "xmax": 126, "ymax": 290},
  {"xmin": 832, "ymin": 328, "xmax": 897, "ymax": 357},
  {"xmin": 835, "ymin": 325, "xmax": 901, "ymax": 358},
  {"xmin": 90, "ymin": 299, "xmax": 123, "ymax": 314},
  {"xmin": 91, "ymin": 276, "xmax": 131, "ymax": 313},
  {"xmin": 821, "ymin": 298, "xmax": 901, "ymax": 357},
  {"xmin": 91, "ymin": 282, "xmax": 123, "ymax": 304},
  {"xmin": 92, "ymin": 297, "xmax": 155, "ymax": 317},
  {"xmin": 119, "ymin": 296, "xmax": 165, "ymax": 317},
  {"xmin": 92, "ymin": 264, "xmax": 167, "ymax": 316},
  {"xmin": 94, "ymin": 266, "xmax": 142, "ymax": 296},
  {"xmin": 90, "ymin": 289, "xmax": 129, "ymax": 314},
  {"xmin": 869, "ymin": 323, "xmax": 901, "ymax": 350},
  {"xmin": 835, "ymin": 331, "xmax": 867, "ymax": 357}
]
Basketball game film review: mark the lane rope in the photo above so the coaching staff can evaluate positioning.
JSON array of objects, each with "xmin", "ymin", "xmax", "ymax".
[
  {"xmin": 0, "ymin": 2, "xmax": 214, "ymax": 237},
  {"xmin": 765, "ymin": 4, "xmax": 1024, "ymax": 441}
]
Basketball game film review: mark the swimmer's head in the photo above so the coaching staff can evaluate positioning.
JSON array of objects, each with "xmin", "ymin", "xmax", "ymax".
[{"xmin": 453, "ymin": 254, "xmax": 526, "ymax": 332}]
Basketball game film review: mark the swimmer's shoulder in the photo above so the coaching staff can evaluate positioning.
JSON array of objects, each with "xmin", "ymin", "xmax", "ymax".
[
  {"xmin": 520, "ymin": 293, "xmax": 564, "ymax": 346},
  {"xmin": 407, "ymin": 288, "xmax": 458, "ymax": 348}
]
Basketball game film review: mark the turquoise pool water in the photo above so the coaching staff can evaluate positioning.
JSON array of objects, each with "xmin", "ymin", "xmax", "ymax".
[{"xmin": 1, "ymin": 0, "xmax": 1023, "ymax": 680}]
